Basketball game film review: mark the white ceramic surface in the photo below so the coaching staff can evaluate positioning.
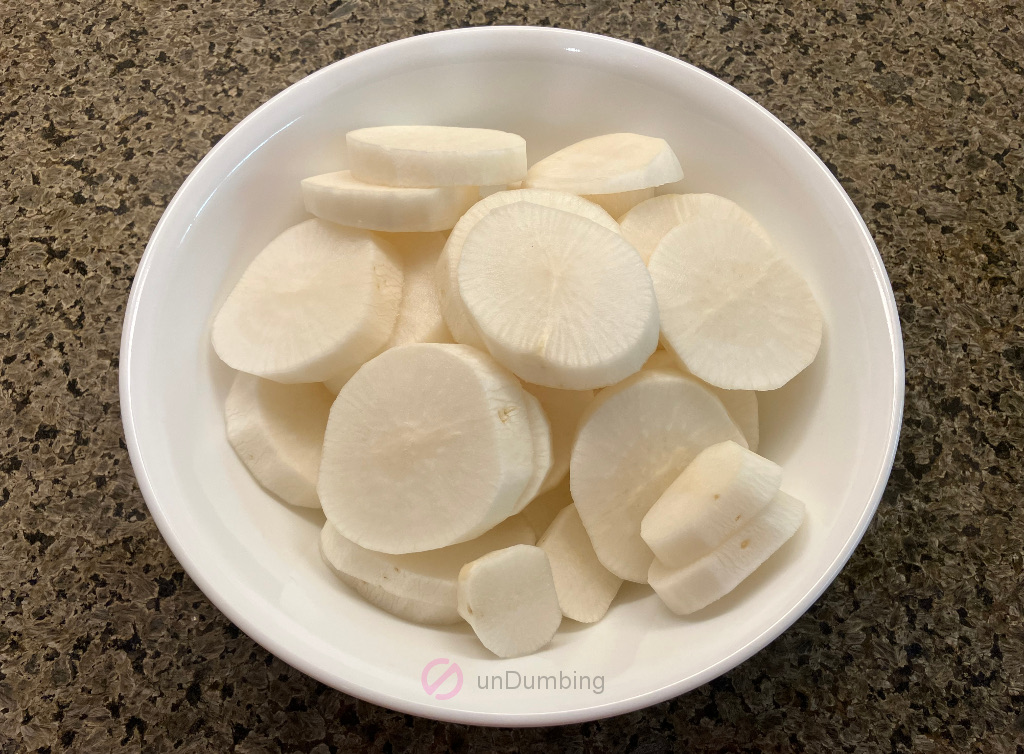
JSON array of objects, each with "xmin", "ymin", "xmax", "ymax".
[{"xmin": 120, "ymin": 27, "xmax": 904, "ymax": 726}]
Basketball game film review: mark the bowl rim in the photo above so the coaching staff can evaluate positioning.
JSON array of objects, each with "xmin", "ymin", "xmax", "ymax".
[{"xmin": 120, "ymin": 25, "xmax": 905, "ymax": 727}]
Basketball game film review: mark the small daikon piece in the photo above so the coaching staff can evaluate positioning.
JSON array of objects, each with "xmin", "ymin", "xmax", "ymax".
[
  {"xmin": 523, "ymin": 133, "xmax": 683, "ymax": 194},
  {"xmin": 538, "ymin": 505, "xmax": 622, "ymax": 623},
  {"xmin": 347, "ymin": 125, "xmax": 527, "ymax": 187},
  {"xmin": 319, "ymin": 516, "xmax": 535, "ymax": 624},
  {"xmin": 522, "ymin": 384, "xmax": 594, "ymax": 493},
  {"xmin": 225, "ymin": 373, "xmax": 332, "ymax": 508},
  {"xmin": 458, "ymin": 545, "xmax": 562, "ymax": 658},
  {"xmin": 641, "ymin": 440, "xmax": 782, "ymax": 567},
  {"xmin": 301, "ymin": 170, "xmax": 477, "ymax": 232},
  {"xmin": 648, "ymin": 491, "xmax": 805, "ymax": 615}
]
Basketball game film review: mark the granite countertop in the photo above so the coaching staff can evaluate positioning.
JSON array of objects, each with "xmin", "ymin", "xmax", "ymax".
[{"xmin": 2, "ymin": 0, "xmax": 1022, "ymax": 750}]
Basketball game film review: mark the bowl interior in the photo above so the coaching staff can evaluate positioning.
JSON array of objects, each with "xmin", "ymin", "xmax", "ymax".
[{"xmin": 121, "ymin": 28, "xmax": 902, "ymax": 726}]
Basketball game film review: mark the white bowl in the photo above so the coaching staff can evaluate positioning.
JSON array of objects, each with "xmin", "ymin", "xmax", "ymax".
[{"xmin": 120, "ymin": 27, "xmax": 903, "ymax": 726}]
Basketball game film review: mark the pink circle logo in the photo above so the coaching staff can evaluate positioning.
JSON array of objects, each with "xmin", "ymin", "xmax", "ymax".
[{"xmin": 421, "ymin": 658, "xmax": 464, "ymax": 700}]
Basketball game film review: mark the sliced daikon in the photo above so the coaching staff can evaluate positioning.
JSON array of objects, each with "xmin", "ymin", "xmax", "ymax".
[
  {"xmin": 300, "ymin": 170, "xmax": 477, "ymax": 232},
  {"xmin": 458, "ymin": 202, "xmax": 659, "ymax": 389},
  {"xmin": 538, "ymin": 505, "xmax": 622, "ymax": 623},
  {"xmin": 641, "ymin": 440, "xmax": 782, "ymax": 567},
  {"xmin": 435, "ymin": 188, "xmax": 620, "ymax": 349},
  {"xmin": 458, "ymin": 545, "xmax": 562, "ymax": 658},
  {"xmin": 581, "ymin": 187, "xmax": 658, "ymax": 219},
  {"xmin": 521, "ymin": 479, "xmax": 573, "ymax": 538},
  {"xmin": 523, "ymin": 133, "xmax": 683, "ymax": 194},
  {"xmin": 318, "ymin": 516, "xmax": 535, "ymax": 624},
  {"xmin": 703, "ymin": 387, "xmax": 759, "ymax": 453},
  {"xmin": 327, "ymin": 566, "xmax": 462, "ymax": 626},
  {"xmin": 644, "ymin": 350, "xmax": 759, "ymax": 451},
  {"xmin": 322, "ymin": 232, "xmax": 452, "ymax": 396},
  {"xmin": 377, "ymin": 232, "xmax": 453, "ymax": 347},
  {"xmin": 619, "ymin": 193, "xmax": 771, "ymax": 263},
  {"xmin": 212, "ymin": 219, "xmax": 402, "ymax": 383},
  {"xmin": 479, "ymin": 182, "xmax": 522, "ymax": 198},
  {"xmin": 648, "ymin": 491, "xmax": 805, "ymax": 615},
  {"xmin": 225, "ymin": 373, "xmax": 333, "ymax": 508},
  {"xmin": 522, "ymin": 384, "xmax": 593, "ymax": 493},
  {"xmin": 648, "ymin": 218, "xmax": 822, "ymax": 390},
  {"xmin": 322, "ymin": 365, "xmax": 358, "ymax": 396},
  {"xmin": 318, "ymin": 343, "xmax": 534, "ymax": 553},
  {"xmin": 347, "ymin": 125, "xmax": 527, "ymax": 187},
  {"xmin": 511, "ymin": 391, "xmax": 554, "ymax": 513},
  {"xmin": 570, "ymin": 369, "xmax": 747, "ymax": 582}
]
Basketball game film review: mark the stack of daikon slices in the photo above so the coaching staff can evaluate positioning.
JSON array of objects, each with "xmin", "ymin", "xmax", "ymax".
[{"xmin": 212, "ymin": 126, "xmax": 823, "ymax": 658}]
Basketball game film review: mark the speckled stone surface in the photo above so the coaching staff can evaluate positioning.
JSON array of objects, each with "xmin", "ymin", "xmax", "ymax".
[{"xmin": 1, "ymin": 0, "xmax": 1022, "ymax": 751}]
